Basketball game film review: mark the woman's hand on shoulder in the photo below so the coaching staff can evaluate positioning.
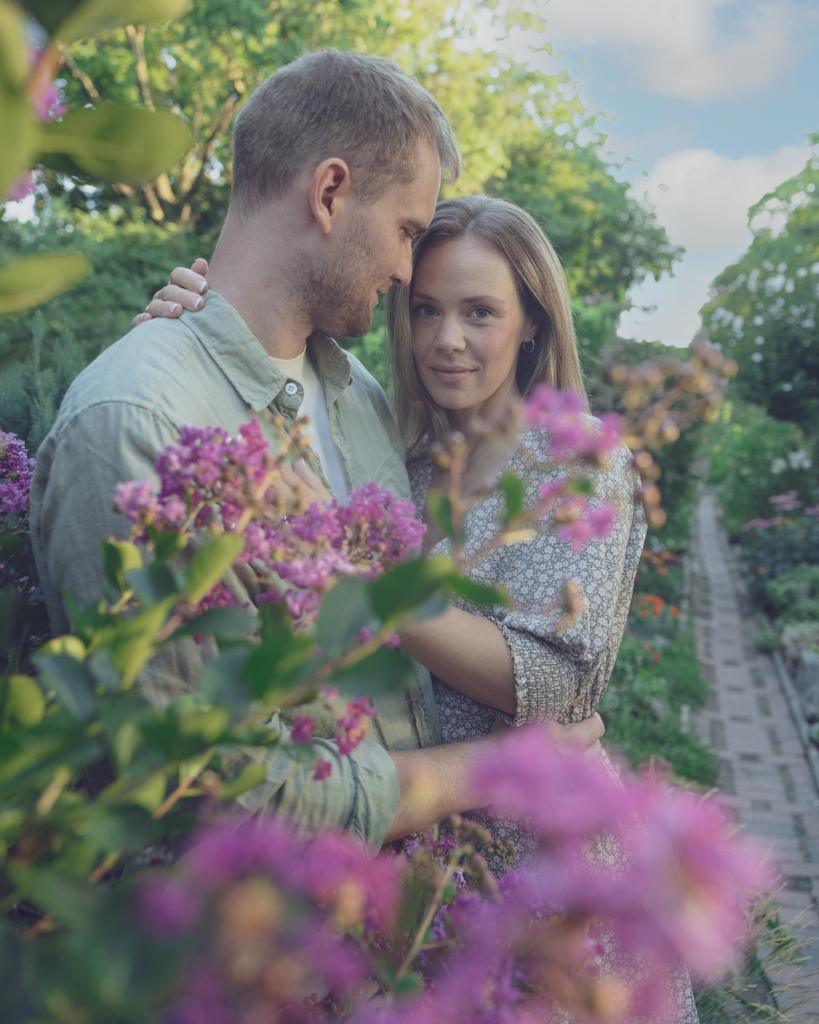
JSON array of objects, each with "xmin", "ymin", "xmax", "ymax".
[{"xmin": 132, "ymin": 257, "xmax": 209, "ymax": 327}]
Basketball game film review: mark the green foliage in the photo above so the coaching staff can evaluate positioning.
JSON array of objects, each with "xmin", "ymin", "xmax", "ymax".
[
  {"xmin": 766, "ymin": 564, "xmax": 819, "ymax": 627},
  {"xmin": 700, "ymin": 137, "xmax": 819, "ymax": 442},
  {"xmin": 704, "ymin": 399, "xmax": 817, "ymax": 537},
  {"xmin": 601, "ymin": 555, "xmax": 716, "ymax": 788},
  {"xmin": 487, "ymin": 138, "xmax": 681, "ymax": 307}
]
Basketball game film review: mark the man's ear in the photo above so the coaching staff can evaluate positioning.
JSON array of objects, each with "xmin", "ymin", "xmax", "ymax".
[{"xmin": 309, "ymin": 158, "xmax": 353, "ymax": 236}]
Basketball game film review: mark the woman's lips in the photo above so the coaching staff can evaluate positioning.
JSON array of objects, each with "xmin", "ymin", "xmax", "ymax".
[{"xmin": 430, "ymin": 366, "xmax": 474, "ymax": 384}]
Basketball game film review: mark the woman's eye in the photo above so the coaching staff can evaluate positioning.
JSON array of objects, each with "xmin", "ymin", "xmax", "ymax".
[
  {"xmin": 414, "ymin": 305, "xmax": 438, "ymax": 317},
  {"xmin": 471, "ymin": 307, "xmax": 492, "ymax": 319}
]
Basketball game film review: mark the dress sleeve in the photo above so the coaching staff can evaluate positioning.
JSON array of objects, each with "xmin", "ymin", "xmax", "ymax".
[{"xmin": 486, "ymin": 442, "xmax": 646, "ymax": 725}]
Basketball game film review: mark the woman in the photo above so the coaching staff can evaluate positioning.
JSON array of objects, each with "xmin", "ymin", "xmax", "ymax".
[{"xmin": 138, "ymin": 196, "xmax": 698, "ymax": 1023}]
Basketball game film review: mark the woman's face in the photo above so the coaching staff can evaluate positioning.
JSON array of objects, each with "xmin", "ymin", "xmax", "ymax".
[{"xmin": 409, "ymin": 236, "xmax": 536, "ymax": 427}]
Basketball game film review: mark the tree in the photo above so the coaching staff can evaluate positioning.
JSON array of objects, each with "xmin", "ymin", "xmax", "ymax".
[
  {"xmin": 700, "ymin": 134, "xmax": 819, "ymax": 442},
  {"xmin": 45, "ymin": 0, "xmax": 585, "ymax": 231}
]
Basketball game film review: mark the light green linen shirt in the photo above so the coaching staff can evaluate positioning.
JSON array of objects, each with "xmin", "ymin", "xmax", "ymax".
[{"xmin": 30, "ymin": 291, "xmax": 441, "ymax": 848}]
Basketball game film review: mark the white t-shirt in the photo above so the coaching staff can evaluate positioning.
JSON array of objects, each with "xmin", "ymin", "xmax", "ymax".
[{"xmin": 270, "ymin": 348, "xmax": 349, "ymax": 502}]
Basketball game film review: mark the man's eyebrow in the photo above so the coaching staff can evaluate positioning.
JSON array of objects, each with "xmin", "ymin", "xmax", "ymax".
[{"xmin": 404, "ymin": 220, "xmax": 428, "ymax": 237}]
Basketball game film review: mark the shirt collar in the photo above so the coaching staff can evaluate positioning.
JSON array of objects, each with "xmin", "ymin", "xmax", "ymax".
[{"xmin": 181, "ymin": 291, "xmax": 352, "ymax": 412}]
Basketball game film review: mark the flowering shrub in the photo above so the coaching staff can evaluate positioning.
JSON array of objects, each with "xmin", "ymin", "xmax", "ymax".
[
  {"xmin": 115, "ymin": 727, "xmax": 771, "ymax": 1024},
  {"xmin": 1, "ymin": 365, "xmax": 758, "ymax": 1022},
  {"xmin": 115, "ymin": 419, "xmax": 424, "ymax": 627}
]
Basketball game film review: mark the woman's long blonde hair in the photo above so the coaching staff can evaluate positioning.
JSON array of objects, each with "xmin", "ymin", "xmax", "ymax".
[{"xmin": 386, "ymin": 195, "xmax": 587, "ymax": 453}]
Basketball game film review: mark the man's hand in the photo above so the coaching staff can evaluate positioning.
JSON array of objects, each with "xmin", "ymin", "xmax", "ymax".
[
  {"xmin": 132, "ymin": 258, "xmax": 210, "ymax": 327},
  {"xmin": 271, "ymin": 459, "xmax": 332, "ymax": 508}
]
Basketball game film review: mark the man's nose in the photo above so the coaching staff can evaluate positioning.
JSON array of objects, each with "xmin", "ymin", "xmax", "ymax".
[{"xmin": 391, "ymin": 242, "xmax": 413, "ymax": 288}]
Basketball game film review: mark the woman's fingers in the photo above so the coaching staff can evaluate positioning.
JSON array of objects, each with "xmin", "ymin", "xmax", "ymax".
[
  {"xmin": 132, "ymin": 311, "xmax": 152, "ymax": 328},
  {"xmin": 169, "ymin": 265, "xmax": 209, "ymax": 295},
  {"xmin": 551, "ymin": 712, "xmax": 604, "ymax": 750},
  {"xmin": 148, "ymin": 284, "xmax": 204, "ymax": 315}
]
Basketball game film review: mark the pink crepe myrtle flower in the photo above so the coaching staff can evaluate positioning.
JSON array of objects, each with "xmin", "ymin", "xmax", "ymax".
[
  {"xmin": 0, "ymin": 430, "xmax": 35, "ymax": 523},
  {"xmin": 803, "ymin": 504, "xmax": 819, "ymax": 517},
  {"xmin": 116, "ymin": 419, "xmax": 425, "ymax": 628},
  {"xmin": 335, "ymin": 696, "xmax": 375, "ymax": 756},
  {"xmin": 6, "ymin": 171, "xmax": 34, "ymax": 202},
  {"xmin": 524, "ymin": 386, "xmax": 622, "ymax": 463},
  {"xmin": 312, "ymin": 758, "xmax": 332, "ymax": 781},
  {"xmin": 136, "ymin": 875, "xmax": 202, "ymax": 935},
  {"xmin": 289, "ymin": 716, "xmax": 313, "ymax": 745}
]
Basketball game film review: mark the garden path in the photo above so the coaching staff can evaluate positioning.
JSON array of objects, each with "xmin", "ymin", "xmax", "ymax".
[{"xmin": 692, "ymin": 491, "xmax": 819, "ymax": 1019}]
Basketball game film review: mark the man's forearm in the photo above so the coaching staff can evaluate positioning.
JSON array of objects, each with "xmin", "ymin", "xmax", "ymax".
[
  {"xmin": 386, "ymin": 739, "xmax": 484, "ymax": 842},
  {"xmin": 384, "ymin": 712, "xmax": 606, "ymax": 843}
]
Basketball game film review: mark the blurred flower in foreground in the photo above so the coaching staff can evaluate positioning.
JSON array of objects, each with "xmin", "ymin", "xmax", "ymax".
[{"xmin": 135, "ymin": 727, "xmax": 772, "ymax": 1024}]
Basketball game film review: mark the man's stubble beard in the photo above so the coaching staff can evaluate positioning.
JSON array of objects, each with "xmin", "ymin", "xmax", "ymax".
[{"xmin": 296, "ymin": 217, "xmax": 382, "ymax": 340}]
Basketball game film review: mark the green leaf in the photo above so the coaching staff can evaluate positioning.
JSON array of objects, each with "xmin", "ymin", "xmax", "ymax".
[
  {"xmin": 244, "ymin": 631, "xmax": 314, "ymax": 704},
  {"xmin": 0, "ymin": 252, "xmax": 91, "ymax": 317},
  {"xmin": 38, "ymin": 105, "xmax": 193, "ymax": 186},
  {"xmin": 0, "ymin": 2, "xmax": 28, "ymax": 90},
  {"xmin": 152, "ymin": 529, "xmax": 188, "ymax": 563},
  {"xmin": 316, "ymin": 576, "xmax": 373, "ymax": 660},
  {"xmin": 43, "ymin": 0, "xmax": 191, "ymax": 43},
  {"xmin": 2, "ymin": 675, "xmax": 45, "ymax": 728},
  {"xmin": 329, "ymin": 645, "xmax": 414, "ymax": 697},
  {"xmin": 77, "ymin": 804, "xmax": 157, "ymax": 854},
  {"xmin": 106, "ymin": 595, "xmax": 177, "ymax": 687},
  {"xmin": 172, "ymin": 606, "xmax": 256, "ymax": 642},
  {"xmin": 369, "ymin": 556, "xmax": 452, "ymax": 622},
  {"xmin": 32, "ymin": 653, "xmax": 96, "ymax": 721},
  {"xmin": 446, "ymin": 575, "xmax": 507, "ymax": 609},
  {"xmin": 102, "ymin": 539, "xmax": 143, "ymax": 594},
  {"xmin": 0, "ymin": 83, "xmax": 37, "ymax": 200},
  {"xmin": 184, "ymin": 534, "xmax": 244, "ymax": 604},
  {"xmin": 0, "ymin": 532, "xmax": 24, "ymax": 560},
  {"xmin": 124, "ymin": 563, "xmax": 179, "ymax": 606},
  {"xmin": 497, "ymin": 471, "xmax": 524, "ymax": 525},
  {"xmin": 219, "ymin": 761, "xmax": 267, "ymax": 800},
  {"xmin": 0, "ymin": 585, "xmax": 20, "ymax": 663},
  {"xmin": 199, "ymin": 647, "xmax": 253, "ymax": 721},
  {"xmin": 426, "ymin": 490, "xmax": 454, "ymax": 540},
  {"xmin": 394, "ymin": 973, "xmax": 424, "ymax": 997}
]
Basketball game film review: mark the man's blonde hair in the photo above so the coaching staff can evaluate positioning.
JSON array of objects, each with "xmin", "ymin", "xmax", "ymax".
[
  {"xmin": 232, "ymin": 49, "xmax": 460, "ymax": 209},
  {"xmin": 387, "ymin": 195, "xmax": 587, "ymax": 453}
]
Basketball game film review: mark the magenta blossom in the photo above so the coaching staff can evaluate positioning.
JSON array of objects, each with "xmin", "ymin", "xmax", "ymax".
[
  {"xmin": 290, "ymin": 716, "xmax": 313, "ymax": 745},
  {"xmin": 335, "ymin": 696, "xmax": 376, "ymax": 756},
  {"xmin": 313, "ymin": 759, "xmax": 332, "ymax": 781},
  {"xmin": 769, "ymin": 490, "xmax": 801, "ymax": 512},
  {"xmin": 524, "ymin": 386, "xmax": 622, "ymax": 463}
]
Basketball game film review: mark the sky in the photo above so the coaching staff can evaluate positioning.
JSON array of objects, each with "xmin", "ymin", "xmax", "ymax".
[{"xmin": 495, "ymin": 0, "xmax": 819, "ymax": 347}]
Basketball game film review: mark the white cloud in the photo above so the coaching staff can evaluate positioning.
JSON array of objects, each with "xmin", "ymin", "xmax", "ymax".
[
  {"xmin": 541, "ymin": 0, "xmax": 811, "ymax": 102},
  {"xmin": 618, "ymin": 144, "xmax": 809, "ymax": 346},
  {"xmin": 632, "ymin": 145, "xmax": 809, "ymax": 252}
]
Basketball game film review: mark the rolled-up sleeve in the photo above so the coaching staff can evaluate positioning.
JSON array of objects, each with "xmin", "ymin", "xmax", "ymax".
[{"xmin": 232, "ymin": 716, "xmax": 400, "ymax": 851}]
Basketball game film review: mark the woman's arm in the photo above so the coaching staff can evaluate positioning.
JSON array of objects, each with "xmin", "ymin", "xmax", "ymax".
[{"xmin": 400, "ymin": 605, "xmax": 517, "ymax": 715}]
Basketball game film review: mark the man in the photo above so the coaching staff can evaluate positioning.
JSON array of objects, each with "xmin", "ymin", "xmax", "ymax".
[{"xmin": 31, "ymin": 50, "xmax": 601, "ymax": 850}]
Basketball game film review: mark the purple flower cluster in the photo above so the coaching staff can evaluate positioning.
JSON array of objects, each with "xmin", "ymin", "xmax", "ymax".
[
  {"xmin": 137, "ymin": 819, "xmax": 400, "ymax": 1022},
  {"xmin": 524, "ymin": 386, "xmax": 621, "ymax": 464},
  {"xmin": 544, "ymin": 491, "xmax": 619, "ymax": 552},
  {"xmin": 115, "ymin": 420, "xmax": 424, "ymax": 626},
  {"xmin": 769, "ymin": 490, "xmax": 801, "ymax": 512},
  {"xmin": 134, "ymin": 728, "xmax": 772, "ymax": 1024},
  {"xmin": 335, "ymin": 696, "xmax": 375, "ymax": 756},
  {"xmin": 0, "ymin": 430, "xmax": 35, "ymax": 524}
]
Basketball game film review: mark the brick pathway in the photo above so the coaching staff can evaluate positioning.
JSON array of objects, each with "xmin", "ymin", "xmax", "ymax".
[{"xmin": 692, "ymin": 492, "xmax": 819, "ymax": 1018}]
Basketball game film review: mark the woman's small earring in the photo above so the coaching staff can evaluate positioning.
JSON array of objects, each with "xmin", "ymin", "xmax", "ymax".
[{"xmin": 522, "ymin": 338, "xmax": 536, "ymax": 353}]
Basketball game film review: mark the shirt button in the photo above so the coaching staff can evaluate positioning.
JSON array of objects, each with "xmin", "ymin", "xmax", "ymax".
[{"xmin": 284, "ymin": 382, "xmax": 298, "ymax": 396}]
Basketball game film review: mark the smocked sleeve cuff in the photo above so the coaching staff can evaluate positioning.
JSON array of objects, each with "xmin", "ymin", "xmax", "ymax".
[{"xmin": 498, "ymin": 622, "xmax": 587, "ymax": 726}]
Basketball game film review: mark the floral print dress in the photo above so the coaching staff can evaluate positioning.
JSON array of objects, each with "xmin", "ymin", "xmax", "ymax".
[{"xmin": 408, "ymin": 426, "xmax": 700, "ymax": 1024}]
